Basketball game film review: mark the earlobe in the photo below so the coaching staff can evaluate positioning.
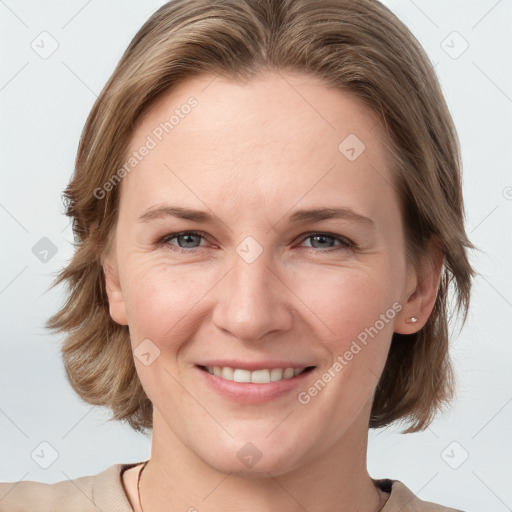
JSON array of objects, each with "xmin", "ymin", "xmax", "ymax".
[
  {"xmin": 395, "ymin": 237, "xmax": 445, "ymax": 334},
  {"xmin": 102, "ymin": 255, "xmax": 129, "ymax": 326}
]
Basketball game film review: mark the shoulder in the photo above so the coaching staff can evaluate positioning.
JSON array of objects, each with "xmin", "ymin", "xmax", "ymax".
[
  {"xmin": 380, "ymin": 479, "xmax": 465, "ymax": 511},
  {"xmin": 0, "ymin": 462, "xmax": 136, "ymax": 512}
]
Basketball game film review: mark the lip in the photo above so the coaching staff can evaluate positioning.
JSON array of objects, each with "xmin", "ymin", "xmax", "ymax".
[
  {"xmin": 194, "ymin": 364, "xmax": 316, "ymax": 404},
  {"xmin": 195, "ymin": 360, "xmax": 315, "ymax": 371}
]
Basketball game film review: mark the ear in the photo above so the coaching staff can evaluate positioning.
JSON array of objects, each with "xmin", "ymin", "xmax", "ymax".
[
  {"xmin": 395, "ymin": 236, "xmax": 445, "ymax": 334},
  {"xmin": 102, "ymin": 249, "xmax": 128, "ymax": 326}
]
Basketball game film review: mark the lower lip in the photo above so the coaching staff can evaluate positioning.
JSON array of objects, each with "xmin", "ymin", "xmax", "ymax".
[{"xmin": 195, "ymin": 366, "xmax": 315, "ymax": 404}]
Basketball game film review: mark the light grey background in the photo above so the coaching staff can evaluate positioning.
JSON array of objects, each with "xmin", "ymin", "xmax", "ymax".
[{"xmin": 0, "ymin": 1, "xmax": 511, "ymax": 510}]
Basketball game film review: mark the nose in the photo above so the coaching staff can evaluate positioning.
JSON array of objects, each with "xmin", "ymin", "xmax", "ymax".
[{"xmin": 212, "ymin": 247, "xmax": 294, "ymax": 342}]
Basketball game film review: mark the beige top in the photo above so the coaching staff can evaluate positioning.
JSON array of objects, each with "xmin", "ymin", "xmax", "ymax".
[{"xmin": 0, "ymin": 462, "xmax": 464, "ymax": 511}]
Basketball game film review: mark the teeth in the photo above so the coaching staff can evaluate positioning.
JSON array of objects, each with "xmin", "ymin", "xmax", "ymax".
[{"xmin": 204, "ymin": 366, "xmax": 307, "ymax": 383}]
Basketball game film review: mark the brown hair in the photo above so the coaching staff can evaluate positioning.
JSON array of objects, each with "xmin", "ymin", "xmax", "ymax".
[{"xmin": 47, "ymin": 0, "xmax": 476, "ymax": 434}]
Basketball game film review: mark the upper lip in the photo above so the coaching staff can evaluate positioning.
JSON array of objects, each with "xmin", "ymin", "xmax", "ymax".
[{"xmin": 196, "ymin": 360, "xmax": 316, "ymax": 371}]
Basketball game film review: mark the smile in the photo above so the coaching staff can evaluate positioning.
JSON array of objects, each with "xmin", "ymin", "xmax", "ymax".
[{"xmin": 199, "ymin": 365, "xmax": 315, "ymax": 383}]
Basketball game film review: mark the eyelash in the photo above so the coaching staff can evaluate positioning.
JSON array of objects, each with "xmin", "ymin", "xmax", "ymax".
[{"xmin": 156, "ymin": 230, "xmax": 356, "ymax": 254}]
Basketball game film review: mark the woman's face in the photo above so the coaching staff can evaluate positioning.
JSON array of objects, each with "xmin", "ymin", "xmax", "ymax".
[{"xmin": 105, "ymin": 72, "xmax": 421, "ymax": 475}]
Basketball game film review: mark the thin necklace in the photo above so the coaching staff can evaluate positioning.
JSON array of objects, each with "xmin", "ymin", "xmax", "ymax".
[
  {"xmin": 137, "ymin": 460, "xmax": 149, "ymax": 512},
  {"xmin": 137, "ymin": 461, "xmax": 387, "ymax": 512}
]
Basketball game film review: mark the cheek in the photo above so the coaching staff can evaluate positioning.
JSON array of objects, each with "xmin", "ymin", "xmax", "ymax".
[
  {"xmin": 121, "ymin": 250, "xmax": 401, "ymax": 364},
  {"xmin": 292, "ymin": 260, "xmax": 400, "ymax": 342},
  {"xmin": 120, "ymin": 256, "xmax": 213, "ymax": 345}
]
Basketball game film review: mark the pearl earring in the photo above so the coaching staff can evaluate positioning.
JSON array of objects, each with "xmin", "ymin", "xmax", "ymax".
[{"xmin": 405, "ymin": 316, "xmax": 418, "ymax": 324}]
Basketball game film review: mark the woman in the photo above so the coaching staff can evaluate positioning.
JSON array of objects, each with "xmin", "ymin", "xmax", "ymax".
[{"xmin": 0, "ymin": 0, "xmax": 474, "ymax": 510}]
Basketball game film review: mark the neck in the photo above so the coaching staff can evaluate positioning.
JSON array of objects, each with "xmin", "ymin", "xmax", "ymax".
[{"xmin": 140, "ymin": 405, "xmax": 384, "ymax": 512}]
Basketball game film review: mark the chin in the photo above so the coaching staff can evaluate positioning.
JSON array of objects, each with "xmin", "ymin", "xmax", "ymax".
[{"xmin": 196, "ymin": 435, "xmax": 308, "ymax": 478}]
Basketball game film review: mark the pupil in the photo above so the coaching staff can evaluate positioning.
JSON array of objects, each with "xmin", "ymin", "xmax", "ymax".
[
  {"xmin": 180, "ymin": 234, "xmax": 197, "ymax": 247},
  {"xmin": 313, "ymin": 235, "xmax": 330, "ymax": 247}
]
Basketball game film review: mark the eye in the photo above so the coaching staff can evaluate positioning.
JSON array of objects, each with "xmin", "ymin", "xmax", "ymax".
[
  {"xmin": 157, "ymin": 231, "xmax": 209, "ymax": 253},
  {"xmin": 298, "ymin": 232, "xmax": 355, "ymax": 252},
  {"xmin": 156, "ymin": 231, "xmax": 356, "ymax": 254}
]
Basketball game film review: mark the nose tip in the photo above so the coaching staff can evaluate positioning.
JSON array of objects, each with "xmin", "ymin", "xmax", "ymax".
[{"xmin": 212, "ymin": 256, "xmax": 293, "ymax": 342}]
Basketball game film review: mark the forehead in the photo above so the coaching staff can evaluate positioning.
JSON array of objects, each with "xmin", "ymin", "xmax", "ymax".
[{"xmin": 121, "ymin": 72, "xmax": 396, "ymax": 223}]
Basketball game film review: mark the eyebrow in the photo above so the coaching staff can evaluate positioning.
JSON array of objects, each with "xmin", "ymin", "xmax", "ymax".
[{"xmin": 138, "ymin": 205, "xmax": 374, "ymax": 228}]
